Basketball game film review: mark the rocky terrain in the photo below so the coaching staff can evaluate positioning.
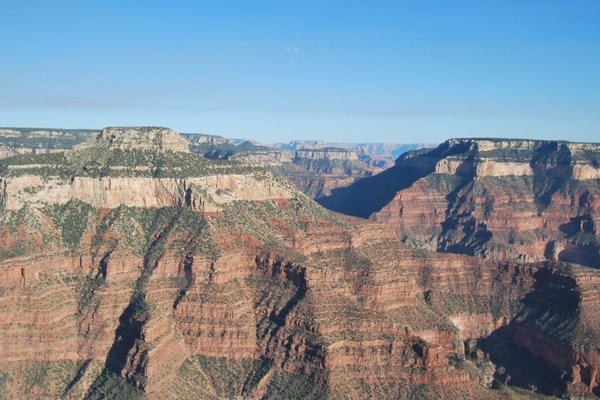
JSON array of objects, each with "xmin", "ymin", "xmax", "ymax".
[
  {"xmin": 172, "ymin": 135, "xmax": 390, "ymax": 198},
  {"xmin": 273, "ymin": 140, "xmax": 434, "ymax": 169},
  {"xmin": 0, "ymin": 128, "xmax": 415, "ymax": 200},
  {"xmin": 320, "ymin": 138, "xmax": 600, "ymax": 269},
  {"xmin": 0, "ymin": 128, "xmax": 98, "ymax": 159},
  {"xmin": 0, "ymin": 128, "xmax": 598, "ymax": 399},
  {"xmin": 233, "ymin": 147, "xmax": 381, "ymax": 199}
]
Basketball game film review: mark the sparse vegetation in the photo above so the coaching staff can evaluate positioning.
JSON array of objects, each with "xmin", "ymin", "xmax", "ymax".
[
  {"xmin": 86, "ymin": 370, "xmax": 143, "ymax": 400},
  {"xmin": 45, "ymin": 200, "xmax": 94, "ymax": 250}
]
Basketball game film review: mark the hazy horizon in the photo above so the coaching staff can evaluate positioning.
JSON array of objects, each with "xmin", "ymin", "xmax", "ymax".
[
  {"xmin": 1, "ymin": 1, "xmax": 599, "ymax": 143},
  {"xmin": 4, "ymin": 125, "xmax": 600, "ymax": 147}
]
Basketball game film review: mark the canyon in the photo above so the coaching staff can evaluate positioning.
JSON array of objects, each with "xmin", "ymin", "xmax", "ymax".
[
  {"xmin": 233, "ymin": 147, "xmax": 380, "ymax": 199},
  {"xmin": 0, "ymin": 127, "xmax": 417, "ymax": 200},
  {"xmin": 0, "ymin": 128, "xmax": 598, "ymax": 399}
]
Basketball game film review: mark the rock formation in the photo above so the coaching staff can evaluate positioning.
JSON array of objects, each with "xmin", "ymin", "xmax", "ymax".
[
  {"xmin": 320, "ymin": 138, "xmax": 600, "ymax": 269},
  {"xmin": 77, "ymin": 127, "xmax": 191, "ymax": 154},
  {"xmin": 272, "ymin": 140, "xmax": 434, "ymax": 168},
  {"xmin": 235, "ymin": 147, "xmax": 380, "ymax": 199},
  {"xmin": 0, "ymin": 128, "xmax": 96, "ymax": 158}
]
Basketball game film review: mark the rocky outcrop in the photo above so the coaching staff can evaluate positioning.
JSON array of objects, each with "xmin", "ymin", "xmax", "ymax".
[
  {"xmin": 0, "ymin": 127, "xmax": 295, "ymax": 214},
  {"xmin": 76, "ymin": 127, "xmax": 190, "ymax": 154},
  {"xmin": 320, "ymin": 138, "xmax": 600, "ymax": 268},
  {"xmin": 0, "ymin": 128, "xmax": 96, "ymax": 159},
  {"xmin": 233, "ymin": 147, "xmax": 379, "ymax": 199},
  {"xmin": 181, "ymin": 133, "xmax": 230, "ymax": 146}
]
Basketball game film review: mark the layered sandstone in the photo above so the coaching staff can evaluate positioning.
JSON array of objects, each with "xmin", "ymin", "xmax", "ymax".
[
  {"xmin": 1, "ymin": 200, "xmax": 598, "ymax": 398},
  {"xmin": 76, "ymin": 127, "xmax": 190, "ymax": 153},
  {"xmin": 0, "ymin": 175, "xmax": 293, "ymax": 213},
  {"xmin": 235, "ymin": 147, "xmax": 380, "ymax": 199},
  {"xmin": 0, "ymin": 128, "xmax": 403, "ymax": 201},
  {"xmin": 321, "ymin": 138, "xmax": 600, "ymax": 268}
]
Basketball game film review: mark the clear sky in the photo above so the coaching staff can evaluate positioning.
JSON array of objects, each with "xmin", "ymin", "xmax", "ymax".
[{"xmin": 1, "ymin": 1, "xmax": 599, "ymax": 144}]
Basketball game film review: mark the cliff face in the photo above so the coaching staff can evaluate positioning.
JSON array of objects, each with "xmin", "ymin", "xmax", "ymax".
[
  {"xmin": 0, "ymin": 127, "xmax": 296, "ymax": 215},
  {"xmin": 234, "ymin": 147, "xmax": 380, "ymax": 199},
  {"xmin": 320, "ymin": 138, "xmax": 600, "ymax": 268},
  {"xmin": 0, "ymin": 175, "xmax": 293, "ymax": 213},
  {"xmin": 77, "ymin": 127, "xmax": 191, "ymax": 154},
  {"xmin": 181, "ymin": 133, "xmax": 230, "ymax": 146},
  {"xmin": 251, "ymin": 141, "xmax": 435, "ymax": 196},
  {"xmin": 0, "ymin": 129, "xmax": 599, "ymax": 399}
]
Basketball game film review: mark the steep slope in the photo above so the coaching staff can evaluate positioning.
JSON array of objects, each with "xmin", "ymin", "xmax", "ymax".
[
  {"xmin": 0, "ymin": 129, "xmax": 599, "ymax": 399},
  {"xmin": 319, "ymin": 138, "xmax": 600, "ymax": 268}
]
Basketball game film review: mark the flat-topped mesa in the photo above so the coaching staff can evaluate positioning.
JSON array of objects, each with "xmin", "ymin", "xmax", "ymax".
[
  {"xmin": 445, "ymin": 137, "xmax": 600, "ymax": 153},
  {"xmin": 295, "ymin": 148, "xmax": 359, "ymax": 161},
  {"xmin": 182, "ymin": 133, "xmax": 230, "ymax": 146},
  {"xmin": 396, "ymin": 137, "xmax": 600, "ymax": 179},
  {"xmin": 76, "ymin": 126, "xmax": 190, "ymax": 153}
]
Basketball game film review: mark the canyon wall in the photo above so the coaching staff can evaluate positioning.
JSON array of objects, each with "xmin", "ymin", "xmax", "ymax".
[
  {"xmin": 235, "ymin": 147, "xmax": 380, "ymax": 199},
  {"xmin": 0, "ymin": 175, "xmax": 293, "ymax": 213},
  {"xmin": 320, "ymin": 138, "xmax": 600, "ymax": 268}
]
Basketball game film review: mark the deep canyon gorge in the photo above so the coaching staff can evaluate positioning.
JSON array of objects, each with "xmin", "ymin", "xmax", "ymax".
[{"xmin": 0, "ymin": 127, "xmax": 598, "ymax": 399}]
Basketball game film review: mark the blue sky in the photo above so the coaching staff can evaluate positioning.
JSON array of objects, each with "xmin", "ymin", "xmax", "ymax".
[{"xmin": 1, "ymin": 1, "xmax": 599, "ymax": 143}]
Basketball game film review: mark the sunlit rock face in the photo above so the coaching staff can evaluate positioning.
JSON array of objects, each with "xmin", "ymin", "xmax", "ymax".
[
  {"xmin": 77, "ymin": 126, "xmax": 191, "ymax": 154},
  {"xmin": 320, "ymin": 138, "xmax": 600, "ymax": 268}
]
